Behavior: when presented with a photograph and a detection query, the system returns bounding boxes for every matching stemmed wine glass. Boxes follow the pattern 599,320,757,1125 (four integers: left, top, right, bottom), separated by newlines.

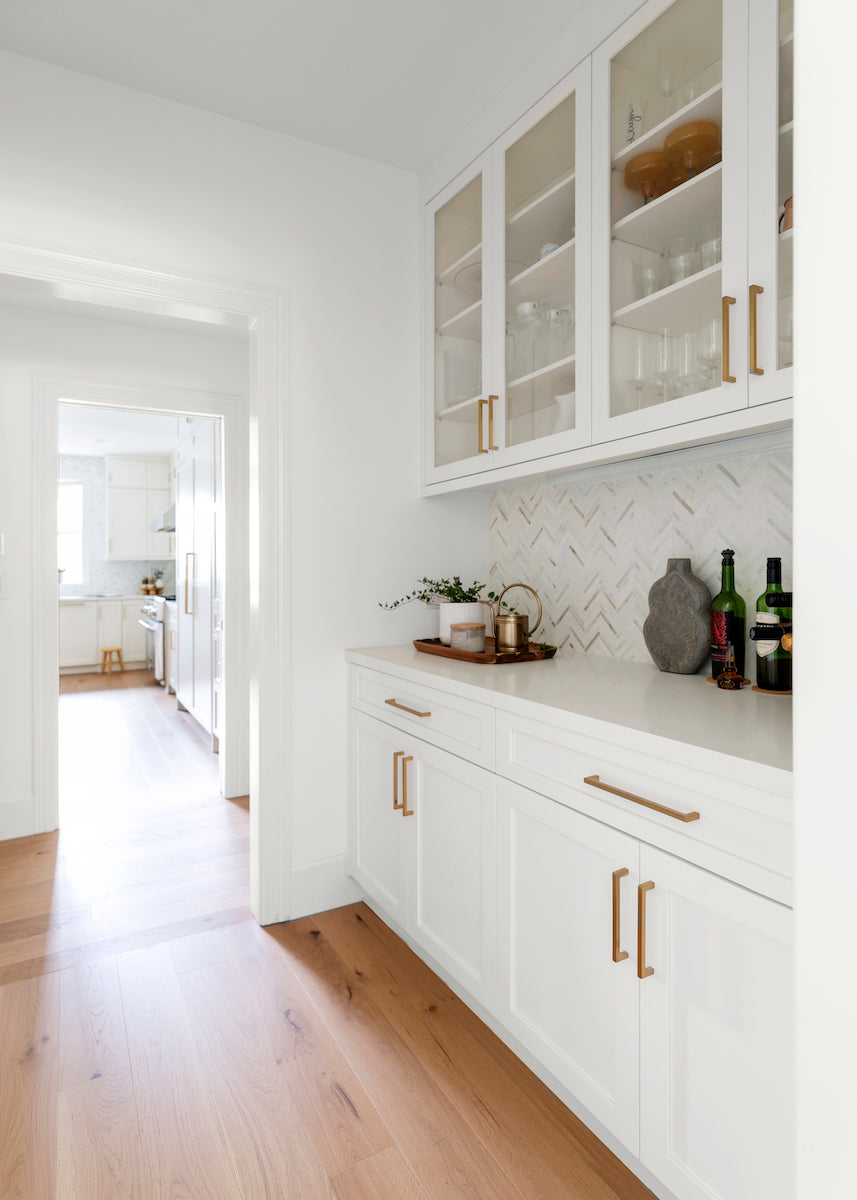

655,328,680,403
657,41,687,117
631,331,655,408
697,317,722,389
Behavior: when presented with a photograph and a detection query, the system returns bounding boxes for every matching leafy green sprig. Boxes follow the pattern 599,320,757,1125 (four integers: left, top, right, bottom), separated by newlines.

380,576,516,612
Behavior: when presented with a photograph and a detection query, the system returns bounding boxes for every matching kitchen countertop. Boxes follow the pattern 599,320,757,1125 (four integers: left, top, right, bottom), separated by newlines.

346,644,793,780
59,594,160,602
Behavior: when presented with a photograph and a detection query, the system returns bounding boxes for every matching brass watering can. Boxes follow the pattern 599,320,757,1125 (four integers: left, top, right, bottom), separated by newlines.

488,583,543,653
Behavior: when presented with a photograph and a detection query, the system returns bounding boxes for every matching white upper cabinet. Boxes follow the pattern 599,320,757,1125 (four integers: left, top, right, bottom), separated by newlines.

105,455,172,560
422,0,793,489
424,63,591,486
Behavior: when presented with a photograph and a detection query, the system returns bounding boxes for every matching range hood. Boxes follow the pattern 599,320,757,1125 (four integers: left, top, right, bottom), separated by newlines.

150,504,176,533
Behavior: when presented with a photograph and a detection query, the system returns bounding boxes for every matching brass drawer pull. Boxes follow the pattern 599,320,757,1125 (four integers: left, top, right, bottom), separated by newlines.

478,397,488,453
385,698,431,718
393,750,405,810
637,881,655,980
584,775,700,823
488,394,499,451
612,868,629,963
402,756,414,817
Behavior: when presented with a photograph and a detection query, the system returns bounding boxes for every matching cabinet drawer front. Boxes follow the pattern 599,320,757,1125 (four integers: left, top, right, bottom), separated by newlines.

352,667,494,769
497,711,791,894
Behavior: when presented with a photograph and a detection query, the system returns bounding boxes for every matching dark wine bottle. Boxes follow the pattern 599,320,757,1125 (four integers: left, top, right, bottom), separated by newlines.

710,549,746,679
754,558,792,692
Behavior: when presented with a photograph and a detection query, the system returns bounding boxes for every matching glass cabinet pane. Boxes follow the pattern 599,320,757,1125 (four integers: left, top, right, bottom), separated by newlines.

609,0,723,419
777,0,793,370
505,93,576,449
433,174,483,469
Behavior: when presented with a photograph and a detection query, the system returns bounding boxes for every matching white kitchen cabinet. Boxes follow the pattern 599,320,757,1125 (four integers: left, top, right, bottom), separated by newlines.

350,708,496,1006
96,600,122,652
639,845,793,1200
121,598,148,664
425,61,591,486
176,422,215,734
105,455,173,560
347,649,793,1200
497,778,640,1151
58,602,98,667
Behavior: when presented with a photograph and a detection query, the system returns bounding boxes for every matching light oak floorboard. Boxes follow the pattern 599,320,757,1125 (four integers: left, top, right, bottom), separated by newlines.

57,1072,146,1200
331,1146,431,1200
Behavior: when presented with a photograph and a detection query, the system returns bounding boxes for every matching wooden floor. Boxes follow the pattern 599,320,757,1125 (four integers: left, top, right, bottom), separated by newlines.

0,678,655,1200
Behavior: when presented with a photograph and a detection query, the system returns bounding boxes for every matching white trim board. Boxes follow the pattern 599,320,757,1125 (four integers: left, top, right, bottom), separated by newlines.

2,239,291,927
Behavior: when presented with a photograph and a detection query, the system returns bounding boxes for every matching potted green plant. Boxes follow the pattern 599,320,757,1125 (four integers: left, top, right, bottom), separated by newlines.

381,576,514,646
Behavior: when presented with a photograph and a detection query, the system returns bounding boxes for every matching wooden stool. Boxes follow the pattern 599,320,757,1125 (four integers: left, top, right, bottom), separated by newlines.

100,647,124,674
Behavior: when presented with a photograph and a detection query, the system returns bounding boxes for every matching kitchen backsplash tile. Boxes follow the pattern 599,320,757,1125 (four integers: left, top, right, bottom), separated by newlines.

489,441,792,663
58,455,175,597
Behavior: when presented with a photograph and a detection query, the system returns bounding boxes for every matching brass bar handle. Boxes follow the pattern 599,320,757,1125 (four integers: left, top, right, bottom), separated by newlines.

393,750,405,810
637,881,655,980
612,868,629,963
401,756,414,817
584,775,700,823
478,398,488,453
488,394,499,451
385,698,431,718
184,552,196,615
749,284,764,375
722,295,736,383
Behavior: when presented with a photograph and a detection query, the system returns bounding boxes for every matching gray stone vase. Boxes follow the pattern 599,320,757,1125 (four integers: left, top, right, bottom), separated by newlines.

643,558,712,674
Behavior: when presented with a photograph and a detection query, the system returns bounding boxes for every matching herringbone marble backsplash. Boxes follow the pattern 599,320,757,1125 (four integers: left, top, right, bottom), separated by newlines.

489,441,793,663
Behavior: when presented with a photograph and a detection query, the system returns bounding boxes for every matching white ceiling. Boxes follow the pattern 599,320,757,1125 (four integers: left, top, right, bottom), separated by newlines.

58,404,184,458
0,0,593,171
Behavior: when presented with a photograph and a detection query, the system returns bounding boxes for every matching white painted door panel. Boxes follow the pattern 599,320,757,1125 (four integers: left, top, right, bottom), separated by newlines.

191,424,214,733
498,778,641,1151
350,712,408,925
410,741,495,1004
176,453,195,711
639,844,793,1200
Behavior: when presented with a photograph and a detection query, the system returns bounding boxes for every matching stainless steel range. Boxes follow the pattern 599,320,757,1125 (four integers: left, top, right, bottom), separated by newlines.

139,597,166,684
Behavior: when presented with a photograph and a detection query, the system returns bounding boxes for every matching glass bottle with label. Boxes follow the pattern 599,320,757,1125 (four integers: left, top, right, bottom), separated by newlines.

710,549,746,679
754,557,792,692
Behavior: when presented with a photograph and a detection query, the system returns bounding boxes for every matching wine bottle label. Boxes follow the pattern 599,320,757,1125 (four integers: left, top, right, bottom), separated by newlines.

754,612,779,657
710,611,743,670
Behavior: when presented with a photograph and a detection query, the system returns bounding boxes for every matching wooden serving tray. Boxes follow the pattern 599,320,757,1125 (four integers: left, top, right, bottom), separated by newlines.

414,637,557,665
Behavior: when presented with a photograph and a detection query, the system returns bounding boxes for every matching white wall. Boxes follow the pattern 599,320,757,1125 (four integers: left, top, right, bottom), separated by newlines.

0,53,488,898
0,304,248,839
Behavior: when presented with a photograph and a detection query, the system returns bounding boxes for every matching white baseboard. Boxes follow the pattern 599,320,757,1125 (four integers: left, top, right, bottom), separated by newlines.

0,795,47,841
285,854,363,921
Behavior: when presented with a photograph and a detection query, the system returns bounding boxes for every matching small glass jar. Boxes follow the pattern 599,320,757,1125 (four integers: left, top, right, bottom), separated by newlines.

450,622,486,654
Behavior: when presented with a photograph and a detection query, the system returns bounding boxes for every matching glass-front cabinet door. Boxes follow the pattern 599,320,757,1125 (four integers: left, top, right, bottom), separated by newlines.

592,0,750,443
425,155,492,482
747,0,794,406
490,65,591,466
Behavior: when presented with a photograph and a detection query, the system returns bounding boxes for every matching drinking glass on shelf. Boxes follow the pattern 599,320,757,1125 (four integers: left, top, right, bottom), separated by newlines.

697,316,722,389
506,321,517,383
655,328,681,403
699,220,722,268
631,331,656,408
676,329,702,396
633,258,664,300
547,308,575,364
510,301,546,379
779,298,794,368
657,42,687,117
666,235,701,285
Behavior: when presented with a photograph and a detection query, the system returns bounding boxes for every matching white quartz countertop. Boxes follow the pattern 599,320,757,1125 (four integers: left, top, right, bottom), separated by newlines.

346,644,792,777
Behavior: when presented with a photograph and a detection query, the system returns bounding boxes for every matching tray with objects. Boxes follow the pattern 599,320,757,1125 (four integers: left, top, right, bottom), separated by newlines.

414,637,557,665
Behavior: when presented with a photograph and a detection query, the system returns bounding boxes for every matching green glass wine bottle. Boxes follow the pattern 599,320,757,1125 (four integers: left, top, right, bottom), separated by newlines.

754,557,792,692
710,549,746,679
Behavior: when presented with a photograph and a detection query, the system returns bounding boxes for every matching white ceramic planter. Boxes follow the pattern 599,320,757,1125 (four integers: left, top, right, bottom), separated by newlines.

437,601,492,646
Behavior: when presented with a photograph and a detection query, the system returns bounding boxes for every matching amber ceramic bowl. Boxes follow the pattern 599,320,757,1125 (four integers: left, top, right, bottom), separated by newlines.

664,121,721,181
624,150,672,203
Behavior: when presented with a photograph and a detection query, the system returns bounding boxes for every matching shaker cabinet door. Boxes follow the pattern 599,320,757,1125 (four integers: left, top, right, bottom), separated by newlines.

349,712,410,926
638,844,793,1200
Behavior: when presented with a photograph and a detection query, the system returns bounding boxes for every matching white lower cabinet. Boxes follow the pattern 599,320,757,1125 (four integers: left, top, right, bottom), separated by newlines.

497,778,640,1151
348,658,793,1200
58,602,98,667
121,599,148,663
639,846,793,1200
96,601,122,652
350,710,496,1005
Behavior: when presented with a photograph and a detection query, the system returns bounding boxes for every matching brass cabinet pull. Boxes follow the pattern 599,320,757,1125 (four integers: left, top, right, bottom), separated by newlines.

721,295,737,383
401,756,414,817
393,750,405,810
584,774,700,823
184,552,196,615
612,868,629,963
488,394,499,451
749,284,764,375
478,398,488,453
637,881,655,979
385,698,431,718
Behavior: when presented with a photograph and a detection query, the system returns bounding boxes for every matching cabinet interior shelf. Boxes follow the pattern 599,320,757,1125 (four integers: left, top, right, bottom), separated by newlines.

778,122,793,205
508,354,575,391
612,82,723,170
507,170,576,265
438,241,482,288
613,263,721,334
780,31,794,94
438,297,482,340
613,164,721,252
437,394,481,423
508,239,575,311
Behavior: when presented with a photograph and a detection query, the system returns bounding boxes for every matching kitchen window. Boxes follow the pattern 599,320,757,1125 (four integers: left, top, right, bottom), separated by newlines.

57,479,84,585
